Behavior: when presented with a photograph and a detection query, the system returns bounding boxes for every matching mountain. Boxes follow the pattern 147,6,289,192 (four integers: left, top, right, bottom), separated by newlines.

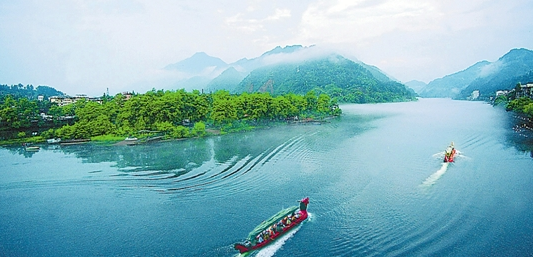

260,45,307,56
0,84,65,99
404,80,426,94
230,45,316,73
358,63,396,83
419,61,491,98
204,45,398,94
205,67,246,92
161,52,229,91
458,48,533,99
162,45,415,103
233,54,416,103
418,48,533,99
164,52,227,74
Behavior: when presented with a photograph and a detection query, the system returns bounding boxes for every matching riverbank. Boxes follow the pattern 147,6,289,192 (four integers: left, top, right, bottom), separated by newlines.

0,117,332,148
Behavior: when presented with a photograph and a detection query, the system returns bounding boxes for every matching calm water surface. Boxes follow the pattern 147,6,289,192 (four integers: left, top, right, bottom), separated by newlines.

1,98,532,256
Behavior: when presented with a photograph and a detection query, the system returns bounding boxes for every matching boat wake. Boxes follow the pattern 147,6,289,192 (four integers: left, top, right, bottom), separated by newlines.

254,224,302,257
421,162,449,187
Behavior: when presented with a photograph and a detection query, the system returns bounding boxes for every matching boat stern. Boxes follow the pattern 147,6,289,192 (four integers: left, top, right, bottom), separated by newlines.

234,243,250,253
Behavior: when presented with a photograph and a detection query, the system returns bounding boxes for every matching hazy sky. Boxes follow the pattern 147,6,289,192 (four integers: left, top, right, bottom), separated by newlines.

1,0,532,96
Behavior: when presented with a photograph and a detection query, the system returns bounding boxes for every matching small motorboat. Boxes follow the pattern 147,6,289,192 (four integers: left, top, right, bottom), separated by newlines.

444,142,456,162
47,138,61,144
234,197,309,254
23,143,40,151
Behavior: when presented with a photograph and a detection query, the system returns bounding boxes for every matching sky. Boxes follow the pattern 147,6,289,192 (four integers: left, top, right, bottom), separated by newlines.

1,0,532,96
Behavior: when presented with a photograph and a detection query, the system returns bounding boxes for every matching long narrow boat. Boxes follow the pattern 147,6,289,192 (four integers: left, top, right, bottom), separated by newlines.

444,142,456,162
234,197,309,254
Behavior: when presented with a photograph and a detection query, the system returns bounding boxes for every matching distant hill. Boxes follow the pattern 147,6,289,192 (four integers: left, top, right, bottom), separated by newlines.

162,52,230,91
164,52,227,74
205,67,246,92
0,84,65,100
404,80,426,94
259,45,307,56
419,61,490,98
233,54,416,103
418,48,533,99
458,48,533,99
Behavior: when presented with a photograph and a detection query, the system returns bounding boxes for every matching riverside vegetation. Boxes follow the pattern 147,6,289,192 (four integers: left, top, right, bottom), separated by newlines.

0,88,341,144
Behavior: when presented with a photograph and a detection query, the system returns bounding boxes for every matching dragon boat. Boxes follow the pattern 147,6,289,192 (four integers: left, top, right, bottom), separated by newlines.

234,197,309,254
444,142,456,163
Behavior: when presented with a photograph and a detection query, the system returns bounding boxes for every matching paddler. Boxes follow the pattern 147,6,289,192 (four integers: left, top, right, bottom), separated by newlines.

445,142,454,156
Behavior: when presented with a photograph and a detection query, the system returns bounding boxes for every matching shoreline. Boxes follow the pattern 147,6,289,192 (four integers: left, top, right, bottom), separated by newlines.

0,117,333,148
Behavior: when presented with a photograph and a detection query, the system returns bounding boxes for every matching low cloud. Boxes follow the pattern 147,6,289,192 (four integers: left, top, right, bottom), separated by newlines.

478,61,503,78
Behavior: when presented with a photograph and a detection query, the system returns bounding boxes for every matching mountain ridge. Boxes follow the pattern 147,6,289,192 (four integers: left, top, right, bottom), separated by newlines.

163,45,405,98
419,48,533,99
233,53,416,103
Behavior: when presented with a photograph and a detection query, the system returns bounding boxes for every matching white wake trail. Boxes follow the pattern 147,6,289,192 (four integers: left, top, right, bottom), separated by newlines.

254,224,302,257
421,162,449,187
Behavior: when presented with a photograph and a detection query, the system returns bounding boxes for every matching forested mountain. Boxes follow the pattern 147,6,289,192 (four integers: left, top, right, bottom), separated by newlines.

162,45,410,103
419,61,490,98
0,84,65,100
419,48,533,99
233,54,416,103
458,48,533,99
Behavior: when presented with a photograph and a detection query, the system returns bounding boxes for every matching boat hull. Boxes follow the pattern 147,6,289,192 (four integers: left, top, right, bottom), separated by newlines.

444,149,456,162
234,197,309,254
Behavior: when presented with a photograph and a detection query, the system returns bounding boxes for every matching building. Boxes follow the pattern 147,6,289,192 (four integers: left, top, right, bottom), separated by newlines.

495,90,508,96
516,83,533,98
49,94,103,106
469,90,480,100
502,83,533,100
123,92,134,100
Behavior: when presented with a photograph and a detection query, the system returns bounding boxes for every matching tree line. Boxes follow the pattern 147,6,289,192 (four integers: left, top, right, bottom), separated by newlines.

1,89,341,141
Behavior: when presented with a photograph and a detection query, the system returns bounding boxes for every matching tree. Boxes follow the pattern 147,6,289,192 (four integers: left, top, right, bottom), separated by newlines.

316,94,331,115
192,121,206,137
305,90,318,112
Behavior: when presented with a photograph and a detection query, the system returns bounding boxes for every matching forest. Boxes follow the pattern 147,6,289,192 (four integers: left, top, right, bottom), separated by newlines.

0,88,341,141
234,56,417,103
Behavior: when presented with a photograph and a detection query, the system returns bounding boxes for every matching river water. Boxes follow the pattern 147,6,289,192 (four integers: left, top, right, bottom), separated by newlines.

1,98,532,256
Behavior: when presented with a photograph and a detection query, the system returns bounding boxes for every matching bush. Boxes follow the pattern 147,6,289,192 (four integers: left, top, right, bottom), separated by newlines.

192,121,206,137
171,126,189,138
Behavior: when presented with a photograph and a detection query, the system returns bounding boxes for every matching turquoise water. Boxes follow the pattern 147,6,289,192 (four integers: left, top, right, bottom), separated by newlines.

1,99,532,256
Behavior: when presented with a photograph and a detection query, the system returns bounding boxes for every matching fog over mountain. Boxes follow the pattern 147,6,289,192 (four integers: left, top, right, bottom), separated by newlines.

163,45,400,93
419,48,533,99
158,45,416,103
458,48,533,99
419,61,491,98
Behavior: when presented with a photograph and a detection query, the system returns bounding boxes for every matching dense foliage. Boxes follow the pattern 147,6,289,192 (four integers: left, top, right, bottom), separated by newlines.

1,89,341,141
234,55,417,103
506,97,533,117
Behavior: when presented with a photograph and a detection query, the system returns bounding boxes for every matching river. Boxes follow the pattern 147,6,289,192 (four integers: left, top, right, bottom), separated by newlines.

1,98,532,256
